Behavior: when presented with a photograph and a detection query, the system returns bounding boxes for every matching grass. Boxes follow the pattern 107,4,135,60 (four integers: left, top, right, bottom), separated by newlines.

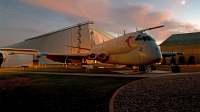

0,73,144,112
0,65,127,74
1,64,199,111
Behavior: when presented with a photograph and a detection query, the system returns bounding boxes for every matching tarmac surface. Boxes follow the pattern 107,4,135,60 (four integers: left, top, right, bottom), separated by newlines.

22,70,200,78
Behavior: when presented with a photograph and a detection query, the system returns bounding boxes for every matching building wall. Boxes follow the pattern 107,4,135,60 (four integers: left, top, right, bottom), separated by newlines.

2,23,114,67
160,43,200,64
0,51,33,67
7,24,91,54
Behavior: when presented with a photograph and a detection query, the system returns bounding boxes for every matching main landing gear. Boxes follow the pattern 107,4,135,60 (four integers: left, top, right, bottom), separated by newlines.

132,65,156,73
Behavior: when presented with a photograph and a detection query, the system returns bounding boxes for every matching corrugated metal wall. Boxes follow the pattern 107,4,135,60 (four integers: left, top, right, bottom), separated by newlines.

1,22,115,67
160,43,200,64
1,51,33,67
6,24,91,54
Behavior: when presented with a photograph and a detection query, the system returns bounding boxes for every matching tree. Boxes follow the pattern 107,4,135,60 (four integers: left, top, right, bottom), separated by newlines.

188,56,195,64
178,56,186,64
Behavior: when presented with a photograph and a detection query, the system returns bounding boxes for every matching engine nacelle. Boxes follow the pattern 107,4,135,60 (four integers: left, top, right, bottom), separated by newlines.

98,53,108,60
87,53,98,60
87,51,109,61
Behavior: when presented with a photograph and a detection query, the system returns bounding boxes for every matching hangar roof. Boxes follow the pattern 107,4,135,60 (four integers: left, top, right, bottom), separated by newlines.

89,24,114,39
25,21,94,41
160,32,200,46
4,22,115,53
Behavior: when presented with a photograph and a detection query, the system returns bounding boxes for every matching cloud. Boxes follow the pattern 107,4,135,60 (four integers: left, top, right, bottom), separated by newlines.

19,0,200,44
106,3,173,33
20,0,111,23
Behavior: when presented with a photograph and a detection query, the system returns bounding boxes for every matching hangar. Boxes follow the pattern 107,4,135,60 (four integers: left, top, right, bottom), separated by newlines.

160,32,200,64
1,21,114,67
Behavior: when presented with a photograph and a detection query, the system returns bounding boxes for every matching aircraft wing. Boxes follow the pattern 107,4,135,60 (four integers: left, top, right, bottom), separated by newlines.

0,47,46,57
162,52,183,57
46,53,89,63
0,47,39,52
0,47,89,63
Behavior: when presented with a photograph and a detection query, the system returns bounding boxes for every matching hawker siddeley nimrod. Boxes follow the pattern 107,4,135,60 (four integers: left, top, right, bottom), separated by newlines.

0,25,183,70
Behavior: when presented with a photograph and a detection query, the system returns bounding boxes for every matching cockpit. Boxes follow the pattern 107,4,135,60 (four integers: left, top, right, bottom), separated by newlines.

135,35,155,41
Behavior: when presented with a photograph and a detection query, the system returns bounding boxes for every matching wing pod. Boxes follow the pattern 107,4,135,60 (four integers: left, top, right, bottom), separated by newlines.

7,52,14,55
34,52,47,57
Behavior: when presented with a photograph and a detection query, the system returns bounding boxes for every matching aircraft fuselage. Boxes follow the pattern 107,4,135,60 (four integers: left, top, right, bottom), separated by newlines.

90,32,162,65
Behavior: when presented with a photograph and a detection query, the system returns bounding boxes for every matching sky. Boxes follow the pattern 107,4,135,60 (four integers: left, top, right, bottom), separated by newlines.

0,0,200,47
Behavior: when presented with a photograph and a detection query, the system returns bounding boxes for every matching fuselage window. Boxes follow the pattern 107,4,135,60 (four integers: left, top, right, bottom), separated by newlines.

142,36,146,41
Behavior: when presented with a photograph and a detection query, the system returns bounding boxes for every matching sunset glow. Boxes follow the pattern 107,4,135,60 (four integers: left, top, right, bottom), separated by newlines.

0,0,200,46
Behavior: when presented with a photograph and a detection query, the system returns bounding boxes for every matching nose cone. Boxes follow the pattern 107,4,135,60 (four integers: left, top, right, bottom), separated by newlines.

140,42,162,65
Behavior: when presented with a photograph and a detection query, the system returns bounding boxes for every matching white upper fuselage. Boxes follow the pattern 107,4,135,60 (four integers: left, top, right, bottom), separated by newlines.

90,32,162,65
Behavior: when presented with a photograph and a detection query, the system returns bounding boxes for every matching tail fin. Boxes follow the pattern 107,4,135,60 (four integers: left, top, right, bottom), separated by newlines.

90,38,97,48
90,31,96,48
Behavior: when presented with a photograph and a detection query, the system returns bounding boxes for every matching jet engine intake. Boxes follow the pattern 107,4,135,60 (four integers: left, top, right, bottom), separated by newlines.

98,53,108,60
87,51,109,61
87,53,98,60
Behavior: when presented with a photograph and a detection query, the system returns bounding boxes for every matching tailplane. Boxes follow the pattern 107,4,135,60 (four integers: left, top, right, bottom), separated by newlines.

65,45,90,51
137,25,164,33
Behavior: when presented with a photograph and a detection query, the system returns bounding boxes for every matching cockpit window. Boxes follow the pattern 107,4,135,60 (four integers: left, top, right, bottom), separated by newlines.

135,35,155,41
142,36,146,41
135,38,139,41
150,36,155,41
149,36,155,41
146,36,150,41
149,36,153,41
135,35,142,41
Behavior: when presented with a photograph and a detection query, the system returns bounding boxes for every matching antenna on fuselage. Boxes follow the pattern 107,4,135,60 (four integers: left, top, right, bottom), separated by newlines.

137,25,164,33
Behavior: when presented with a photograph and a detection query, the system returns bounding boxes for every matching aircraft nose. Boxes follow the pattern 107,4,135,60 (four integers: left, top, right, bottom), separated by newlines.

139,44,162,64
